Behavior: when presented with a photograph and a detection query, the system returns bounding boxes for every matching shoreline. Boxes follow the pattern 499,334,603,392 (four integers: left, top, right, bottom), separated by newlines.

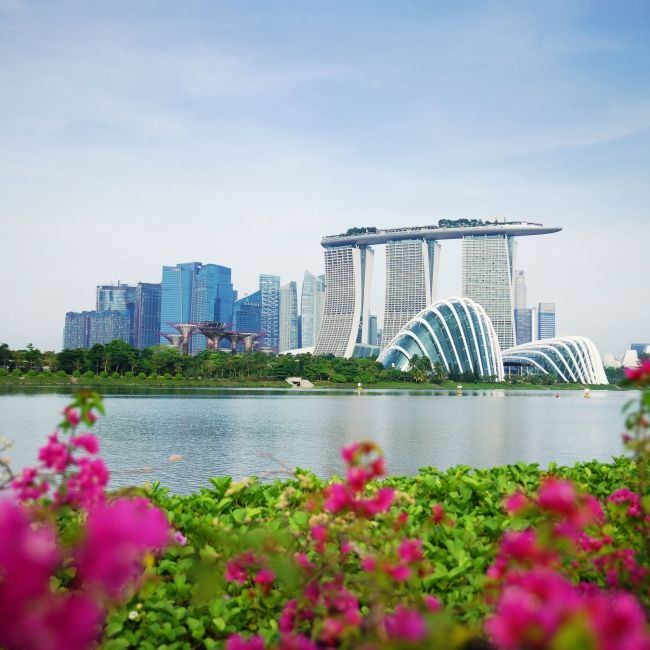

0,375,625,392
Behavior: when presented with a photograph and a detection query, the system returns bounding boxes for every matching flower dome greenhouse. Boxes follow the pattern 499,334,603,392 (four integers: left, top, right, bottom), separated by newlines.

377,297,504,380
502,337,608,385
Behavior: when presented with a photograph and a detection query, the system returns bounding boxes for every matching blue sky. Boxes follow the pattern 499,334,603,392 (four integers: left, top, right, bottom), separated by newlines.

1,0,648,354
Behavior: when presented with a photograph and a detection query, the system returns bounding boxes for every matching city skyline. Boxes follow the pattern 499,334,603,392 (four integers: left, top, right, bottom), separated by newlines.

1,2,648,354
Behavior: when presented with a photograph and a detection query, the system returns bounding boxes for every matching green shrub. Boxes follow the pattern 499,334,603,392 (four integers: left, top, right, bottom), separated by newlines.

0,368,8,377
162,372,173,380
99,371,109,379
174,373,185,380
332,373,347,383
84,371,95,378
147,373,157,381
137,372,147,380
11,368,22,377
72,370,82,377
111,371,120,379
26,369,38,377
56,370,67,377
124,371,134,379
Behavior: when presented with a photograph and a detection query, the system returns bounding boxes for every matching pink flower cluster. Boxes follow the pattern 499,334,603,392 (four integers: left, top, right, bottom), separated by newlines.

225,551,276,594
625,359,650,383
322,442,395,517
0,496,169,650
488,477,650,648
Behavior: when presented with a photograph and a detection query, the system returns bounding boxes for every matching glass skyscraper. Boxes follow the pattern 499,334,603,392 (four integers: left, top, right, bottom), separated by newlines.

234,291,262,333
259,274,280,353
63,311,91,349
96,283,137,345
537,302,556,340
279,281,298,352
134,283,161,349
87,310,131,346
300,271,326,348
191,264,235,353
160,262,202,344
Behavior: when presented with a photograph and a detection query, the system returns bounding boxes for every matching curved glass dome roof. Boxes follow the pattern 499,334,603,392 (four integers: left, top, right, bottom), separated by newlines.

502,337,608,385
377,297,504,380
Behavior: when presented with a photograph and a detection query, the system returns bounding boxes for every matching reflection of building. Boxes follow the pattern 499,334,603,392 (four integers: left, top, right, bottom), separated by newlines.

502,337,607,385
378,296,504,380
279,281,298,352
537,302,556,340
260,274,280,352
134,283,161,349
462,236,516,351
300,271,326,348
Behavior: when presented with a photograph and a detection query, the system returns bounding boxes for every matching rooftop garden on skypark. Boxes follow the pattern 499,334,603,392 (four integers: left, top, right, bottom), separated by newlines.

325,219,545,239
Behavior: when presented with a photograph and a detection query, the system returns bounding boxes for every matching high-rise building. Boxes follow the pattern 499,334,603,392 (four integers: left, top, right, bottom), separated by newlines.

191,264,235,353
279,281,299,352
514,270,527,310
514,308,533,346
314,246,374,358
537,303,556,340
88,310,131,346
382,239,440,347
96,283,137,345
134,283,161,349
160,262,202,345
259,274,281,352
462,235,516,350
300,271,326,348
368,315,378,347
63,311,91,349
234,291,262,333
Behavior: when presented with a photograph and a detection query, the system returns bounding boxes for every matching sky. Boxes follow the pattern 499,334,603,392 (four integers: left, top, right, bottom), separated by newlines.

0,0,648,356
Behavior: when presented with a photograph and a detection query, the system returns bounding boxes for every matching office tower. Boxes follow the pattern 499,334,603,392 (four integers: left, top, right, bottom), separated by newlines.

537,302,556,340
514,308,533,346
88,310,131,346
134,283,161,349
234,291,262,333
160,262,202,345
368,315,378,347
514,270,527,309
259,274,281,352
279,281,299,352
314,246,374,358
300,271,326,348
96,283,137,345
191,264,235,353
63,311,91,349
382,239,440,347
462,235,516,350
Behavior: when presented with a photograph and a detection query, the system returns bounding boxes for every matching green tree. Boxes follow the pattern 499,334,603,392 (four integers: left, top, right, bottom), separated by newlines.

408,355,432,383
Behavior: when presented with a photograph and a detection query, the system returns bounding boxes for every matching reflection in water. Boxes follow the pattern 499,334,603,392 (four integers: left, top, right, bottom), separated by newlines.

0,388,631,494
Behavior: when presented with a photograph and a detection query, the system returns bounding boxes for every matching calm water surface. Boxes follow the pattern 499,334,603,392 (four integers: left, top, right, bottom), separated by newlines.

0,388,632,494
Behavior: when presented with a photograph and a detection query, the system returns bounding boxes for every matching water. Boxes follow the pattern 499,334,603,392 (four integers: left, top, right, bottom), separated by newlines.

0,387,633,494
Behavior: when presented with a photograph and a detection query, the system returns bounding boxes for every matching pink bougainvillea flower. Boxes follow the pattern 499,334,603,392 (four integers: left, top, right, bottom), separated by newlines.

174,531,187,546
12,467,49,501
346,466,372,492
225,634,266,650
323,483,352,513
70,433,100,455
341,442,361,465
537,477,577,517
424,594,442,612
503,490,529,515
254,568,275,589
431,502,445,523
361,556,376,572
384,606,427,642
63,457,109,508
607,488,642,517
75,497,169,599
624,359,650,382
357,487,395,517
63,406,81,427
38,433,72,472
385,563,412,581
397,538,423,564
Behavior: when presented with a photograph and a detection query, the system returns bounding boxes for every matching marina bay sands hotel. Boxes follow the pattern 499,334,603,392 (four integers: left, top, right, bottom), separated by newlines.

313,220,562,358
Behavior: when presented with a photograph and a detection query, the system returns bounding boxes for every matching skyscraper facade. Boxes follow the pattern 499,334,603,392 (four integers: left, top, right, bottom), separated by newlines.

300,271,326,348
96,283,137,345
314,246,374,358
134,283,161,349
191,264,235,353
87,310,131,346
368,315,378,347
234,291,261,333
259,274,281,352
382,239,440,347
63,311,91,349
160,262,202,345
462,235,516,351
514,308,533,346
279,281,298,352
514,270,527,310
537,302,556,340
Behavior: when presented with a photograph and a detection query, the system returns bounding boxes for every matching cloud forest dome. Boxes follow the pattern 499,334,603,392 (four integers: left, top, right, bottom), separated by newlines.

377,297,504,381
502,337,608,385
